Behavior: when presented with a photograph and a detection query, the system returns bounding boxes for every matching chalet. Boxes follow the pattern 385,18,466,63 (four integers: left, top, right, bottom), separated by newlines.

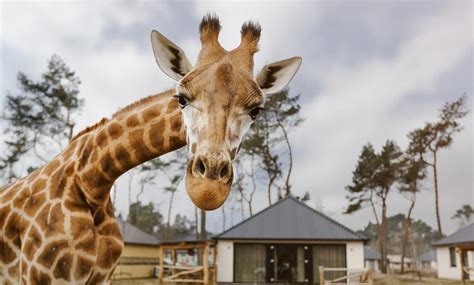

364,246,381,272
213,196,368,284
418,249,437,271
432,223,474,281
112,219,160,280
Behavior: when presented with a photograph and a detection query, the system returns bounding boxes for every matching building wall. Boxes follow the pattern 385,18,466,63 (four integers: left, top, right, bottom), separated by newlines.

121,243,160,258
216,240,365,283
346,241,365,269
112,243,160,280
436,246,461,280
217,240,234,282
365,259,380,272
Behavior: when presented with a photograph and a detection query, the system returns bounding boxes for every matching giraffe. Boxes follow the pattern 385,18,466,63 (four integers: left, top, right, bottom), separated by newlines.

0,15,302,284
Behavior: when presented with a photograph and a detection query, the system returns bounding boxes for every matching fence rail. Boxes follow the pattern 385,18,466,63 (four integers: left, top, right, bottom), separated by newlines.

319,266,374,285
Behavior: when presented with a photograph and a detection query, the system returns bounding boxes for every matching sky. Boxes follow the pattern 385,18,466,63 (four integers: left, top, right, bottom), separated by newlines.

0,1,472,236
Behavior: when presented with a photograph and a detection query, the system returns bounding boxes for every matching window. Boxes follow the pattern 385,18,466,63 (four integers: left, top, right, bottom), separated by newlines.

449,247,457,267
234,244,266,282
313,245,347,284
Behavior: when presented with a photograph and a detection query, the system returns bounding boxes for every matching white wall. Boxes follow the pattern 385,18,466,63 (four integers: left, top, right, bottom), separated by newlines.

346,241,365,269
436,247,462,280
216,240,233,282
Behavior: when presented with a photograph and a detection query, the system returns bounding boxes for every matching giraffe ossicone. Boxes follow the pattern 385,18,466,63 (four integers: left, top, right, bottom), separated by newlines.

0,14,301,284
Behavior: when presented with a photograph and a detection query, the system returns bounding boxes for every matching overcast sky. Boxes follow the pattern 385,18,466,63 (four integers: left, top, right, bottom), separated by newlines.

1,1,472,236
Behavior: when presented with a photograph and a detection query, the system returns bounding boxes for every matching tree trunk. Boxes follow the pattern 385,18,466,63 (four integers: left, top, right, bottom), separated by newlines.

221,206,226,232
432,152,443,237
379,194,388,273
401,194,416,274
276,118,293,196
194,206,199,239
200,210,206,240
166,190,176,241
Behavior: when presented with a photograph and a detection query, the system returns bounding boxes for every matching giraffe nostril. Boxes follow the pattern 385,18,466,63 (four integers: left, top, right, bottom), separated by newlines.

197,158,206,176
219,163,229,180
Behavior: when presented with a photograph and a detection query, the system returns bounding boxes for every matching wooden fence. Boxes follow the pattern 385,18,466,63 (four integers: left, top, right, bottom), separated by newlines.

319,266,374,285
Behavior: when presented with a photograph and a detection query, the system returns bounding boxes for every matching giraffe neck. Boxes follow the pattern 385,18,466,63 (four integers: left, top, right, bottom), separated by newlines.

75,89,186,206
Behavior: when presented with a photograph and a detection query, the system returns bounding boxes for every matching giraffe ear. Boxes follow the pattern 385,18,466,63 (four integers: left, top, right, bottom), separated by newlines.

256,57,302,95
151,30,193,81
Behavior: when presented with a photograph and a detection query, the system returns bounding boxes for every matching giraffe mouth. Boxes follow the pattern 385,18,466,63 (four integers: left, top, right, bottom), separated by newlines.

185,158,233,210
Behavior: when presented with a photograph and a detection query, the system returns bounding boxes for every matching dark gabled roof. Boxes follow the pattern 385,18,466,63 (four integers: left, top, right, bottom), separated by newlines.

215,196,367,241
364,246,382,260
418,249,436,262
432,223,474,247
160,233,214,245
117,219,160,246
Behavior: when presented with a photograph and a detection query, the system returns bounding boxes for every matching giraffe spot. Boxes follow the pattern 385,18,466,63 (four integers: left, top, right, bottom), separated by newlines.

31,178,47,193
75,231,97,254
97,223,123,240
12,191,29,209
191,143,197,154
23,226,43,260
49,169,61,199
82,168,112,194
108,122,123,140
37,240,69,268
93,208,107,225
1,183,20,202
129,129,155,162
89,150,99,164
168,96,179,109
126,114,140,127
30,266,51,285
21,259,29,277
53,253,73,281
44,204,65,237
64,187,90,213
87,272,107,284
96,237,123,269
95,129,108,148
114,144,133,170
0,204,11,228
71,216,94,239
169,135,186,150
36,203,52,230
78,138,94,169
43,159,60,176
8,263,18,276
0,241,16,264
75,256,95,280
100,151,121,178
27,169,41,184
142,104,163,122
23,192,46,217
62,139,79,159
149,120,166,150
4,212,21,239
170,116,183,132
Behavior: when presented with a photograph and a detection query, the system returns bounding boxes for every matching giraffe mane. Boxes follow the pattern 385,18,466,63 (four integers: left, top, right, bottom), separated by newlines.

70,117,109,142
111,94,161,118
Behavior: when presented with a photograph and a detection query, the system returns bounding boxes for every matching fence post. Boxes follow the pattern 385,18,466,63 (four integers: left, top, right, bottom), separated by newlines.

159,246,164,283
319,266,325,285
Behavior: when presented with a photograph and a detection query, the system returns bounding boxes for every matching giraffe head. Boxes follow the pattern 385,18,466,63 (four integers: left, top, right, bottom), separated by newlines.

151,15,302,210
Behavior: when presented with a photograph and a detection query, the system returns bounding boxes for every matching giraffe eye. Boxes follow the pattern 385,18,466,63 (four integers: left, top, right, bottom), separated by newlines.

249,107,263,120
174,94,188,108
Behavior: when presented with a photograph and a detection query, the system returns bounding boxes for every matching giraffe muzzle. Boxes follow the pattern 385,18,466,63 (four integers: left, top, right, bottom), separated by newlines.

185,155,233,210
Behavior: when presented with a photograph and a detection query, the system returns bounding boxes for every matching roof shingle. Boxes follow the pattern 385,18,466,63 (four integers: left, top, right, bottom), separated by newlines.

215,196,367,241
432,223,474,247
117,219,160,246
